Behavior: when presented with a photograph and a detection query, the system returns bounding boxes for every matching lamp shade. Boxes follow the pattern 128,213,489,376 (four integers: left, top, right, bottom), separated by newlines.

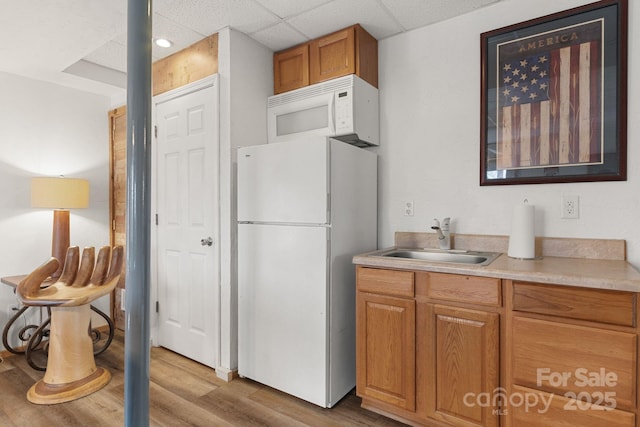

31,177,90,209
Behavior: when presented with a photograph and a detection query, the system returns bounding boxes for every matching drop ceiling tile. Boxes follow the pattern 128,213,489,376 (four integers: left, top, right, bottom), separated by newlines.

153,0,179,13
0,0,126,72
152,0,229,35
286,0,403,41
151,14,209,56
253,0,333,19
112,13,206,42
91,13,208,73
380,0,501,30
250,22,310,51
154,0,280,36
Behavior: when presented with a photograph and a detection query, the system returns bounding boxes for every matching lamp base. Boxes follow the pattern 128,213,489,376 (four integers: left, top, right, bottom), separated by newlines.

51,209,70,279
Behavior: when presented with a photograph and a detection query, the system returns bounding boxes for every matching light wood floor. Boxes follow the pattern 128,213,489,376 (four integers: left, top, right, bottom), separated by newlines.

0,331,406,426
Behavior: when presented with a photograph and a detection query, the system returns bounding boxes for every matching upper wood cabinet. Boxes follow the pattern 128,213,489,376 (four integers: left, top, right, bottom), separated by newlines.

310,24,378,86
273,24,378,94
273,44,309,95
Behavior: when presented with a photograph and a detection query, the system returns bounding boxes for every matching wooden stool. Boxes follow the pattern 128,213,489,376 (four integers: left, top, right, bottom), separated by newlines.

16,245,123,404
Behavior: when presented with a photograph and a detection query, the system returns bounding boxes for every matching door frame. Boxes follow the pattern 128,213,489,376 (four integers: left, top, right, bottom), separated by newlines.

150,75,221,359
108,105,127,330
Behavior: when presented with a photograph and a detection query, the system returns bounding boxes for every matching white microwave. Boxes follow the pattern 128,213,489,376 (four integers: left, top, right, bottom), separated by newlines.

267,74,379,146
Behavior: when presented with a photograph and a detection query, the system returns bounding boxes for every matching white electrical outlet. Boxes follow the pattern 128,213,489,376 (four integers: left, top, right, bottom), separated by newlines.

404,200,414,216
120,288,126,311
561,195,580,219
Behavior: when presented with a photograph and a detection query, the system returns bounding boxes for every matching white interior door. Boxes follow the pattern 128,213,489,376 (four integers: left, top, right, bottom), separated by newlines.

155,77,219,368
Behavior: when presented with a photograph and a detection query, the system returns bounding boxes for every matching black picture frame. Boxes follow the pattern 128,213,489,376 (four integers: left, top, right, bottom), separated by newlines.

480,0,627,185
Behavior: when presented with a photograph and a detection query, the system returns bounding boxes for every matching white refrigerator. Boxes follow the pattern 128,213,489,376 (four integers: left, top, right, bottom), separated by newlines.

237,137,377,408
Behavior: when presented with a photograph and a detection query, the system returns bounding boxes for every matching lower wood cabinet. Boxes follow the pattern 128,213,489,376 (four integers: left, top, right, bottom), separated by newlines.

356,267,640,427
508,281,638,426
356,291,416,411
426,304,499,427
356,267,501,426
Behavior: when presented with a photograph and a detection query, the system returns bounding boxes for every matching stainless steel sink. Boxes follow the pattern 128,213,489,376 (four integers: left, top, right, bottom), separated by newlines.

375,249,501,266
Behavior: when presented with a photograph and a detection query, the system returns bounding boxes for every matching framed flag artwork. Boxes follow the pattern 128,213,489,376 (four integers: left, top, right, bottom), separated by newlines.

480,0,627,185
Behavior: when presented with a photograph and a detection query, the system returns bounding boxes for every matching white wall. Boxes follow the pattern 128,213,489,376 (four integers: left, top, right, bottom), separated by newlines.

0,71,112,348
377,0,640,269
217,28,273,376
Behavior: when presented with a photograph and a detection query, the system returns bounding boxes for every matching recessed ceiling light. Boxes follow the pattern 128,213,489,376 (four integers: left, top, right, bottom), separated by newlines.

154,38,173,48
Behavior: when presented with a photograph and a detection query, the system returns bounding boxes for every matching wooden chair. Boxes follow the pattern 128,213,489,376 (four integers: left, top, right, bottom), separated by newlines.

16,245,123,404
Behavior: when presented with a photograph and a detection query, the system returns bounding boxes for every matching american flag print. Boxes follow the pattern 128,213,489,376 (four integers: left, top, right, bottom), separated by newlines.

496,20,604,170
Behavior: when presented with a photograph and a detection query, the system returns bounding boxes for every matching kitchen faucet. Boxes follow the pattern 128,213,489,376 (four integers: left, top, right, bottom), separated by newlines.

431,217,451,250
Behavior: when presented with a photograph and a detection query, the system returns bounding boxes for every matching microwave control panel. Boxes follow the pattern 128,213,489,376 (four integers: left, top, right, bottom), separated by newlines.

334,88,353,134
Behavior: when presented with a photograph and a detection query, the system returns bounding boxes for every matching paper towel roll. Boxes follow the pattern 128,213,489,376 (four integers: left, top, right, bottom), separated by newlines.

508,201,535,259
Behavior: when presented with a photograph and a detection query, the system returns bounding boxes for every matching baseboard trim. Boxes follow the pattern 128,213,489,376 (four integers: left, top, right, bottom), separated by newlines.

215,367,238,382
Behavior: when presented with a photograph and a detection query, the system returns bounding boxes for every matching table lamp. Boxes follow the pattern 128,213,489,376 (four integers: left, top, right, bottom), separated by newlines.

31,177,90,279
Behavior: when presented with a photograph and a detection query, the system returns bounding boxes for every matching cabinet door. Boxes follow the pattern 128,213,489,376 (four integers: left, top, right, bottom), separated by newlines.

426,304,499,427
310,27,355,85
357,292,416,411
273,43,309,94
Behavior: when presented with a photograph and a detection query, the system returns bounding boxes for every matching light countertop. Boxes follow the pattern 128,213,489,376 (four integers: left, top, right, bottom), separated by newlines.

353,233,640,292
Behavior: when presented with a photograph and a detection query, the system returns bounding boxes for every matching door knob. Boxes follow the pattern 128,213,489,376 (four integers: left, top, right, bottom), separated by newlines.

201,237,213,246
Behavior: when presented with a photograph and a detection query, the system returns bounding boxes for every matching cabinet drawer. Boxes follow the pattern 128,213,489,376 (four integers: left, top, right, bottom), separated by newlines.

512,316,636,411
424,272,501,306
357,267,414,298
513,281,635,326
510,385,635,427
